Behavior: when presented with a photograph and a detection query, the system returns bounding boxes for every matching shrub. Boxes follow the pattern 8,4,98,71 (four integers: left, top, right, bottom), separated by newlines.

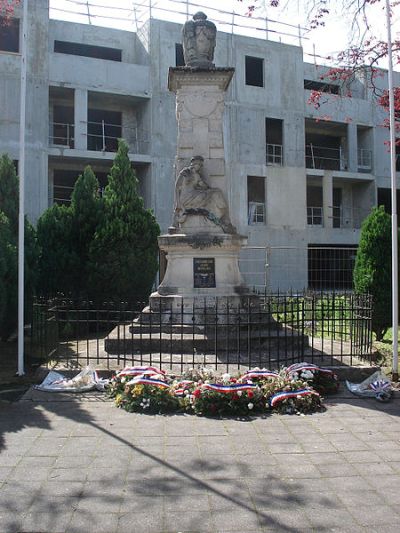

0,154,38,340
353,206,393,341
89,140,160,303
37,166,102,298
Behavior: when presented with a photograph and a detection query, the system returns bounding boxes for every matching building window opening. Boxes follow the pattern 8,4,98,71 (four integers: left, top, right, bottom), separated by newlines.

304,80,339,95
265,118,283,165
54,40,122,62
332,187,342,228
308,245,357,291
305,133,345,171
247,176,265,225
245,55,264,87
51,106,74,148
357,125,373,172
307,185,323,226
0,16,19,53
87,109,122,152
175,43,185,66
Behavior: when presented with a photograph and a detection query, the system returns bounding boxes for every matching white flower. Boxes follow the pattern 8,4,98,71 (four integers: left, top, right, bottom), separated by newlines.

121,377,126,383
222,373,231,383
301,370,314,380
184,389,190,396
237,390,243,397
247,402,254,410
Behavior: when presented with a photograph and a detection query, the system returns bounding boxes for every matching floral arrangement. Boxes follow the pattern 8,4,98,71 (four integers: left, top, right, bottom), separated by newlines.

171,372,265,417
108,367,179,414
108,364,325,417
285,362,339,394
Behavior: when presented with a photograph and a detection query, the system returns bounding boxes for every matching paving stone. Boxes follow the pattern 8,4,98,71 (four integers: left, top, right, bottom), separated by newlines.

211,507,261,531
164,510,216,532
257,508,312,530
327,475,374,492
20,510,74,533
305,507,359,529
67,511,119,533
163,493,211,513
348,504,400,527
118,511,164,533
279,462,322,479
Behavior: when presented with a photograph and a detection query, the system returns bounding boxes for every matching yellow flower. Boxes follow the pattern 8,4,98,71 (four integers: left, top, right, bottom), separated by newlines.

132,384,144,396
115,394,123,406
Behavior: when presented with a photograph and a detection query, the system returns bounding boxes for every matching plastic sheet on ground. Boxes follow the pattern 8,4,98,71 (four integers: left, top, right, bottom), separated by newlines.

346,370,393,402
34,367,108,393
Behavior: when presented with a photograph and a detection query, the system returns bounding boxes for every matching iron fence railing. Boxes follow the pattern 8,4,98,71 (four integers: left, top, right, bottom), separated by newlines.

30,292,373,373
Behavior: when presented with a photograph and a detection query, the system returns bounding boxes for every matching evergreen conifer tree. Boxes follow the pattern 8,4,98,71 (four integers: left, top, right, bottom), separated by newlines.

353,206,394,341
37,166,102,298
89,140,160,302
0,154,38,340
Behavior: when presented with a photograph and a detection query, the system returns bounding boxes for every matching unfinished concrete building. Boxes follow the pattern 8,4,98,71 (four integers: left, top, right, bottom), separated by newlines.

0,0,395,291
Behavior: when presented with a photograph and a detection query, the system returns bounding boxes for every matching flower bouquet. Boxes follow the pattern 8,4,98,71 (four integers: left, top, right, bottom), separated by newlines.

286,362,339,394
261,375,322,415
173,372,265,417
109,366,180,413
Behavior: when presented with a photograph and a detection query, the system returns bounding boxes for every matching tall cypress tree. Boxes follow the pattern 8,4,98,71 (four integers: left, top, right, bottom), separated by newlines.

89,140,160,302
0,154,38,340
37,166,102,298
353,206,394,341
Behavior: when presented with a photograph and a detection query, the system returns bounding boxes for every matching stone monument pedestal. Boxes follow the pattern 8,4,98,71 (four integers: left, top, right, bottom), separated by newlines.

147,232,252,323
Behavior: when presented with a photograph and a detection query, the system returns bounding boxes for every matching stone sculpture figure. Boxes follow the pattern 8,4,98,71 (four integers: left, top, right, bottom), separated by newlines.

182,12,216,68
172,156,235,234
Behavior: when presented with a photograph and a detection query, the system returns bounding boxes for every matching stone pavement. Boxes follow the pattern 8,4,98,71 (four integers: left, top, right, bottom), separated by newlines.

0,388,399,533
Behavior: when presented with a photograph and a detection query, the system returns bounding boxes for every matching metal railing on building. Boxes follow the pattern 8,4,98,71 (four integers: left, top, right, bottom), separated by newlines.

49,122,75,148
306,144,347,171
49,120,150,154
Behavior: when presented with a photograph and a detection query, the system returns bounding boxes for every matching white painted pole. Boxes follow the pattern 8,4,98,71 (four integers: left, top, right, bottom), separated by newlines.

18,0,28,377
385,0,399,381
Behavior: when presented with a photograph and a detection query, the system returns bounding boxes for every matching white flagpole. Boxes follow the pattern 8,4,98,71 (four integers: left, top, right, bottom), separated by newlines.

18,0,28,376
385,0,399,381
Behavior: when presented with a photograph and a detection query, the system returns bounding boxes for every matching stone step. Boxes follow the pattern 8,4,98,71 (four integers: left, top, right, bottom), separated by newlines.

105,325,307,354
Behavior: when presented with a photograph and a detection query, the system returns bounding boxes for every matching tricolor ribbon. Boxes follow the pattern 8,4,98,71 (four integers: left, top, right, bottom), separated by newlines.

173,380,194,397
117,366,165,378
269,388,318,407
370,380,391,393
203,383,257,393
286,363,334,376
242,370,279,380
126,377,170,389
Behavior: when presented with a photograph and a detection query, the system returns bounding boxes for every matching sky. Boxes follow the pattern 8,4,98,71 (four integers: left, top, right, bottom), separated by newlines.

48,0,393,68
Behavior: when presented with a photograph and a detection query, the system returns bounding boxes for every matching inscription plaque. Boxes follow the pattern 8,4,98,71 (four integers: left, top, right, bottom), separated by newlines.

193,258,216,288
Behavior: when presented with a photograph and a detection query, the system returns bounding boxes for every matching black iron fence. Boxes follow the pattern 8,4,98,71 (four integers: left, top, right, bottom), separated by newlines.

30,292,373,373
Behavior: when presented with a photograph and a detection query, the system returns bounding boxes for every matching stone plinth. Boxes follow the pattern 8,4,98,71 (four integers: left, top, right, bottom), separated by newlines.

168,67,234,185
155,232,247,296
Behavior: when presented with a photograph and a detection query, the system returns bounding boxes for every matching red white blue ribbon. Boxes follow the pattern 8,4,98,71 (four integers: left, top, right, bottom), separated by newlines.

286,363,334,376
269,388,318,407
173,380,194,396
117,366,165,378
126,376,170,389
203,383,257,393
370,380,391,393
242,370,279,380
